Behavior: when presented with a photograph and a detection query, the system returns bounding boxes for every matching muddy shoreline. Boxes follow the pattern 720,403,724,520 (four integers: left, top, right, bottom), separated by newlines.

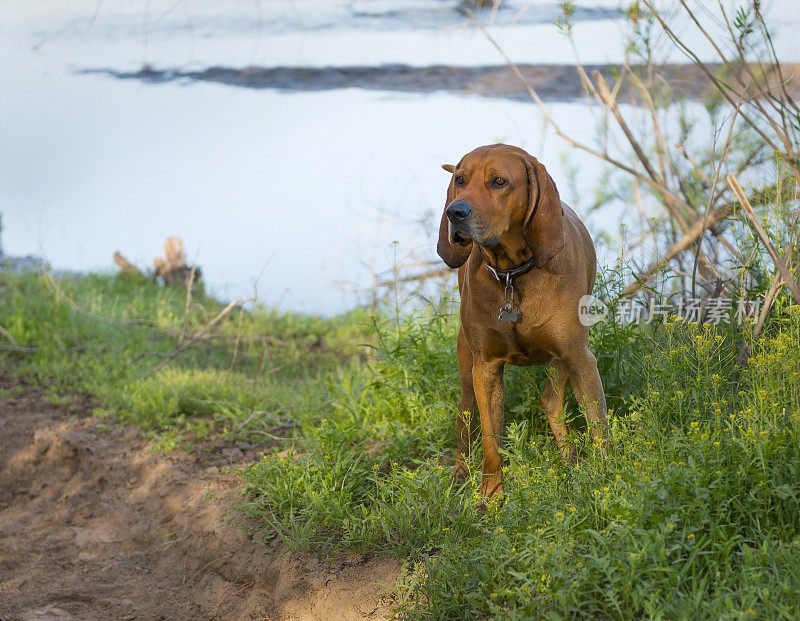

82,62,797,102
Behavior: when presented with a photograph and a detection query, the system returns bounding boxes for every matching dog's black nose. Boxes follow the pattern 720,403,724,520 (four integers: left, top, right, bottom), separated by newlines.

446,201,471,222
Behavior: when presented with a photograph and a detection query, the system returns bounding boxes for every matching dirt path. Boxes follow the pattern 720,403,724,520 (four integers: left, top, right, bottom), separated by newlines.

0,374,400,620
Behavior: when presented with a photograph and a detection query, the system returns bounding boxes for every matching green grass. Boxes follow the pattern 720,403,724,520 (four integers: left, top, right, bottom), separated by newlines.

2,268,799,619
239,287,800,619
0,270,371,447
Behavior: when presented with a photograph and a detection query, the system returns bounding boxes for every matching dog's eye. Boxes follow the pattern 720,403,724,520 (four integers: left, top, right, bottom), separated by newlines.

491,176,507,188
454,175,465,186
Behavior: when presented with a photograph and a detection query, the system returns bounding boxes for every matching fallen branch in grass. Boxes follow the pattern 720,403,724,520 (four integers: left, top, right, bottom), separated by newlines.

0,343,91,354
42,266,291,362
126,333,289,371
247,429,292,442
210,334,287,347
265,421,301,435
0,320,93,353
230,406,300,434
0,343,40,353
219,402,303,442
147,331,287,347
151,295,256,373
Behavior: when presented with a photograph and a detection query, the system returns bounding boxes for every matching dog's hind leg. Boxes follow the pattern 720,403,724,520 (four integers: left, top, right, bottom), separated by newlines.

541,359,576,462
454,329,479,481
565,348,610,451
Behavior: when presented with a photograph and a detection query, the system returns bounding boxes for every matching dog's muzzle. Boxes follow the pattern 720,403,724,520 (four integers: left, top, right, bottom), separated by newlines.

447,201,473,246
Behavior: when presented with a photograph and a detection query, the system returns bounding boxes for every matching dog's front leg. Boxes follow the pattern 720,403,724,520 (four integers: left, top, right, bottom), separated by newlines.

472,357,506,501
455,330,479,481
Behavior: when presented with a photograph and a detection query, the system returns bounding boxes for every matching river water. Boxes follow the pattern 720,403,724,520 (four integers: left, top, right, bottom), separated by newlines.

1,1,798,312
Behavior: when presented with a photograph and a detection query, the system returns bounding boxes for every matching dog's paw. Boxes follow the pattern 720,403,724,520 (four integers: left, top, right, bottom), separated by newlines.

478,478,505,508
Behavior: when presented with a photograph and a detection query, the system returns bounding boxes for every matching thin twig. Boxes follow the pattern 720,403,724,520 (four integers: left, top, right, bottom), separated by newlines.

0,343,89,353
379,265,450,287
643,0,799,180
735,248,791,370
0,343,39,353
690,98,744,297
247,430,291,441
592,69,714,277
622,201,736,296
152,296,255,373
0,325,19,347
178,266,196,345
229,305,246,372
727,174,800,304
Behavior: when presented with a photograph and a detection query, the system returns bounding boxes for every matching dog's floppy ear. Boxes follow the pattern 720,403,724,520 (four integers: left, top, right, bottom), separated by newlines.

523,156,564,268
437,166,472,269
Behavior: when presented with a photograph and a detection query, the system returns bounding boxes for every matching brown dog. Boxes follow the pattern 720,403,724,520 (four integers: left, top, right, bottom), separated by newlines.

437,144,609,501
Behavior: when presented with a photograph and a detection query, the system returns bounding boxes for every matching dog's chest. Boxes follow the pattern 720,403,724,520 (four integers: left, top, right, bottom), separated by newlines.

461,279,557,365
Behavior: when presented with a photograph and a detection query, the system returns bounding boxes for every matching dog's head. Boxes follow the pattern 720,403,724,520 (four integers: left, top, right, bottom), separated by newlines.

436,144,564,269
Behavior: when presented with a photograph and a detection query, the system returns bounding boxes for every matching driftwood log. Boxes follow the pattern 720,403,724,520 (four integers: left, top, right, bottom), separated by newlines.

153,237,201,286
113,252,139,276
114,237,202,286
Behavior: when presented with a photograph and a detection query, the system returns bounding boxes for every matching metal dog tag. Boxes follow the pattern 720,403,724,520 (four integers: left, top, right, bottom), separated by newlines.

498,279,519,323
498,305,518,323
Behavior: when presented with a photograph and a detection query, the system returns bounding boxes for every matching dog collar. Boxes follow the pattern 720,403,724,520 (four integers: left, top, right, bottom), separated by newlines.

480,251,537,324
481,251,538,286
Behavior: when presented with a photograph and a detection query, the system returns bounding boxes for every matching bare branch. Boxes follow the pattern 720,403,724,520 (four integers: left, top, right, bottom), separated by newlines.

690,98,744,296
622,201,736,295
152,296,256,373
735,248,792,370
727,174,800,304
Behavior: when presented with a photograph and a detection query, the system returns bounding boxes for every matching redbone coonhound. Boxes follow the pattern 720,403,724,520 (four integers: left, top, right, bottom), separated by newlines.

437,144,610,501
